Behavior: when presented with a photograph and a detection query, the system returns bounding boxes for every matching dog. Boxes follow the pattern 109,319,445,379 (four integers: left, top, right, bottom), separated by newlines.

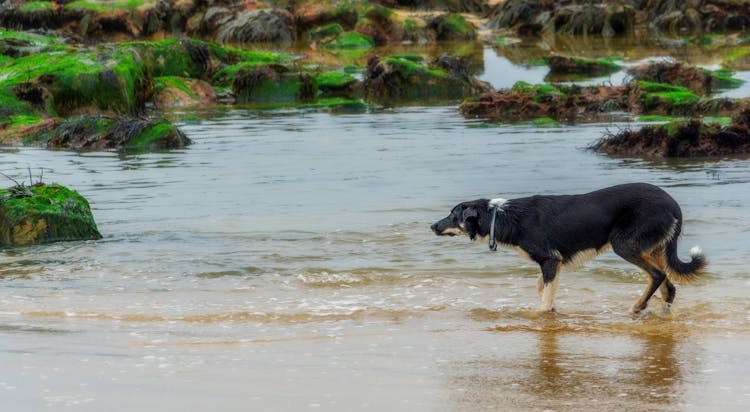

430,183,706,315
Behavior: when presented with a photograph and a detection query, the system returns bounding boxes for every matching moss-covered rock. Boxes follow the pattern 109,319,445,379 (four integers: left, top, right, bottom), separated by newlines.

0,1,62,30
0,29,65,57
363,54,490,104
62,0,161,37
322,32,375,49
231,65,318,104
153,76,217,110
316,71,361,99
30,115,190,151
308,23,344,41
628,61,743,95
0,45,149,116
630,81,700,114
546,55,622,79
295,2,359,32
425,13,476,41
460,82,629,122
0,183,101,247
591,109,750,158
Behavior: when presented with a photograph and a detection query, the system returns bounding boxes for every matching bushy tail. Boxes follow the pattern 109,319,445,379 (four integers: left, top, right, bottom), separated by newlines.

665,233,707,282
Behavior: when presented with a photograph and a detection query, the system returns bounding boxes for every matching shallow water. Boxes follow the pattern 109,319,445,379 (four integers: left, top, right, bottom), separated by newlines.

3,47,750,411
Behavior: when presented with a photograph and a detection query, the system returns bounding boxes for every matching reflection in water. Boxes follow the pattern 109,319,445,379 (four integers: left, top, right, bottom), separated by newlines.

447,319,694,411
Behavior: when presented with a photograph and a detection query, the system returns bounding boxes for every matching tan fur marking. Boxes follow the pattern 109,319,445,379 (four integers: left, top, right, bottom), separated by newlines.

560,243,611,272
539,262,561,312
631,272,654,315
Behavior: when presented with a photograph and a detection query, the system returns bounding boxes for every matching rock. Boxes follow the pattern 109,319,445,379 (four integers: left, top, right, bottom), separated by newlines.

627,81,700,114
153,76,217,109
486,0,634,37
545,3,635,37
373,0,485,13
354,5,399,45
210,8,297,43
231,65,317,104
316,71,361,99
546,55,622,78
363,55,491,104
627,62,743,95
460,81,628,122
591,110,750,157
426,13,477,41
0,183,101,247
1,45,149,116
39,115,190,151
0,1,63,30
321,32,374,49
295,3,358,31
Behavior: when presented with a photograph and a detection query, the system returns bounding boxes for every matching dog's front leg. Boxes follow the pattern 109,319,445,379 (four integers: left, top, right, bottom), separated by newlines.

538,258,561,312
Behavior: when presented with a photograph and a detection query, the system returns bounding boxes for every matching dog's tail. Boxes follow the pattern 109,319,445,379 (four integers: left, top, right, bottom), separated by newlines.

664,228,707,282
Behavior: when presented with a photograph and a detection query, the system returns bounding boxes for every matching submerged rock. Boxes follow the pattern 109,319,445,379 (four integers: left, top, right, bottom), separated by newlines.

0,183,101,247
37,115,190,151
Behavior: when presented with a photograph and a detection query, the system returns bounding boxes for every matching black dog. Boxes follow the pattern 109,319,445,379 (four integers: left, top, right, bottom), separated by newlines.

431,183,706,314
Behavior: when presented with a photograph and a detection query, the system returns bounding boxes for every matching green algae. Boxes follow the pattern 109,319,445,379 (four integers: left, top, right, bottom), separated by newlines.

529,117,561,127
125,122,174,148
440,13,474,37
323,32,375,49
701,116,732,126
64,0,152,12
512,81,565,102
638,115,681,122
0,183,101,247
389,53,423,63
310,23,344,40
385,56,447,79
154,76,194,97
710,68,744,89
0,47,146,115
6,114,42,127
316,71,357,89
18,2,56,13
638,81,699,111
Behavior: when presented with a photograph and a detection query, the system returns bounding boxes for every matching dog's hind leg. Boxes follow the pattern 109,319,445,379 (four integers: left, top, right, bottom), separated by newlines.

658,277,676,314
630,266,666,316
538,259,561,312
611,239,667,316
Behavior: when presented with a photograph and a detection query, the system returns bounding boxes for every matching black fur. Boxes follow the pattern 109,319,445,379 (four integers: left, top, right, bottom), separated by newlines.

431,183,707,313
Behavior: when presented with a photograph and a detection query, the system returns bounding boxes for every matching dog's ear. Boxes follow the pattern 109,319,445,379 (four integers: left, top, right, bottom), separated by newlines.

461,207,477,222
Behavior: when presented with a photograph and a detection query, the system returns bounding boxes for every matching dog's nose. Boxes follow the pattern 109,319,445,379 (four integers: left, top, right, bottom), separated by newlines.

430,223,438,233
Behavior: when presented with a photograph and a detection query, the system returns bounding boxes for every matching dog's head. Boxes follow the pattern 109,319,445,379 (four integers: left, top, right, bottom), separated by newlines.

430,200,488,241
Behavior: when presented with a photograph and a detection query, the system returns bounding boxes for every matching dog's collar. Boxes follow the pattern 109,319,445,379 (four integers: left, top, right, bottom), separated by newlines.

489,205,500,251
